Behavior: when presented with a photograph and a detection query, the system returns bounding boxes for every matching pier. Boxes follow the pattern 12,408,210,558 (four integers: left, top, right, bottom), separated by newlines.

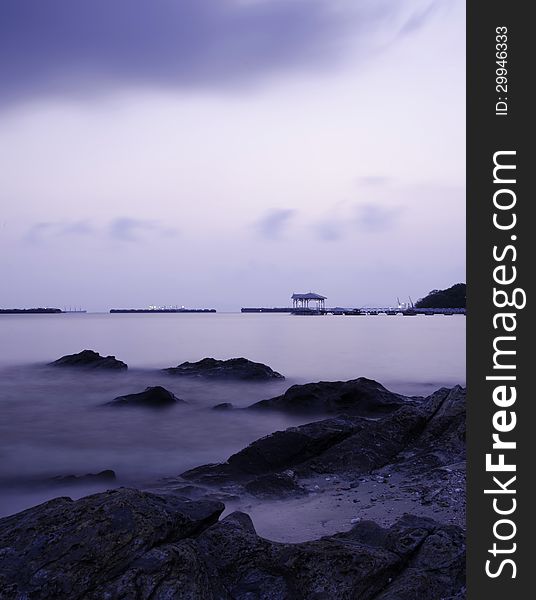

241,306,466,316
241,292,466,316
241,307,293,313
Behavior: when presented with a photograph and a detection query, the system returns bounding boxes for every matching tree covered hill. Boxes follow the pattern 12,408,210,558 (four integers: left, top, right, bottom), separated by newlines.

415,283,466,309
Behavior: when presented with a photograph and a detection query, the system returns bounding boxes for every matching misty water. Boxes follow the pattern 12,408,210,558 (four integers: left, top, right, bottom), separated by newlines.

0,312,465,517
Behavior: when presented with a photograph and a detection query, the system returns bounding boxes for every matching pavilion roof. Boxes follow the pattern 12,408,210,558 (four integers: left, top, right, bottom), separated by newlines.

291,292,327,300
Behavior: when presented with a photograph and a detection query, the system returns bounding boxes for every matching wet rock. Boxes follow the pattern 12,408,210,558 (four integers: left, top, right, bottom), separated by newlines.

0,490,464,600
195,512,465,600
410,386,466,469
368,516,466,600
300,404,429,475
212,402,234,410
49,470,116,485
50,350,127,371
248,377,408,415
181,415,365,485
164,357,284,380
181,402,431,485
182,384,466,527
244,473,307,498
106,386,184,408
0,488,224,600
147,482,240,504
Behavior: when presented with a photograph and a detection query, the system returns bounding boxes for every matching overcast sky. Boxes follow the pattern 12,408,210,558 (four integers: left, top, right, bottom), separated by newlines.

0,0,465,311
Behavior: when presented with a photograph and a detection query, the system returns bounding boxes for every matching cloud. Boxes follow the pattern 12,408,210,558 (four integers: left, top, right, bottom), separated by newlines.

256,209,296,240
23,217,177,244
0,0,350,105
108,217,156,242
23,220,100,244
398,0,446,36
355,203,403,232
309,197,404,242
0,0,443,106
23,222,56,244
58,220,94,236
107,217,179,242
314,219,344,242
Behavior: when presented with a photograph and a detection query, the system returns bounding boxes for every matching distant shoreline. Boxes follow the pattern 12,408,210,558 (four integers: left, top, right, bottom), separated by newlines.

109,308,217,314
0,308,62,314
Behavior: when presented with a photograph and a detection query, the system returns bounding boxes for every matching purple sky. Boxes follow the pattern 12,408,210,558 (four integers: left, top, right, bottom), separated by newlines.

0,0,465,311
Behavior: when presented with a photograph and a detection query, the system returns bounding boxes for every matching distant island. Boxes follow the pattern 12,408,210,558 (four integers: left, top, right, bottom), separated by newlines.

0,308,62,314
415,283,466,309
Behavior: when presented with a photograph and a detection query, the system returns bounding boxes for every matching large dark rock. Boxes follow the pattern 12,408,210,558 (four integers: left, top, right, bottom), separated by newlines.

106,386,184,408
181,406,427,486
50,350,127,371
249,377,408,415
412,385,466,467
300,404,429,475
194,512,465,600
182,385,466,497
164,357,284,380
181,416,366,485
0,489,465,600
244,472,307,499
0,488,224,600
365,515,466,599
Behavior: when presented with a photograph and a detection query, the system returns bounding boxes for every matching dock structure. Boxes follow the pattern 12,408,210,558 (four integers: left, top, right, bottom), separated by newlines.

344,308,465,316
241,305,465,316
241,292,465,316
241,307,293,313
291,292,327,313
242,292,328,315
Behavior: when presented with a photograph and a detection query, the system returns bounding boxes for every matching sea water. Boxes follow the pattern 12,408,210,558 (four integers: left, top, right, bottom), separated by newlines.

0,312,465,516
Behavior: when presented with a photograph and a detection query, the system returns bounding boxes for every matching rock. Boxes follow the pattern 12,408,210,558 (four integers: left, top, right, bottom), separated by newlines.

181,384,466,529
164,357,284,380
248,377,408,415
212,402,234,410
50,350,127,371
244,473,307,498
147,483,240,504
181,402,430,485
443,589,467,600
300,404,429,475
49,470,116,485
0,491,464,600
0,488,224,600
106,386,184,408
181,415,366,485
412,386,466,468
367,516,466,599
194,512,465,600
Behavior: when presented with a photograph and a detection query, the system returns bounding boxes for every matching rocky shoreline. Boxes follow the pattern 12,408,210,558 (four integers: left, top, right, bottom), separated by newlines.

0,352,466,599
160,383,466,534
0,488,465,600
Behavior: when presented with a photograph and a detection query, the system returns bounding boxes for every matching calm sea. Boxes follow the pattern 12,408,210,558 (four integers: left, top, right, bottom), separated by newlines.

0,312,465,516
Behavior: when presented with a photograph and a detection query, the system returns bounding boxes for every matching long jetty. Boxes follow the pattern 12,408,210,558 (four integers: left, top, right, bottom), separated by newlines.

241,307,466,316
